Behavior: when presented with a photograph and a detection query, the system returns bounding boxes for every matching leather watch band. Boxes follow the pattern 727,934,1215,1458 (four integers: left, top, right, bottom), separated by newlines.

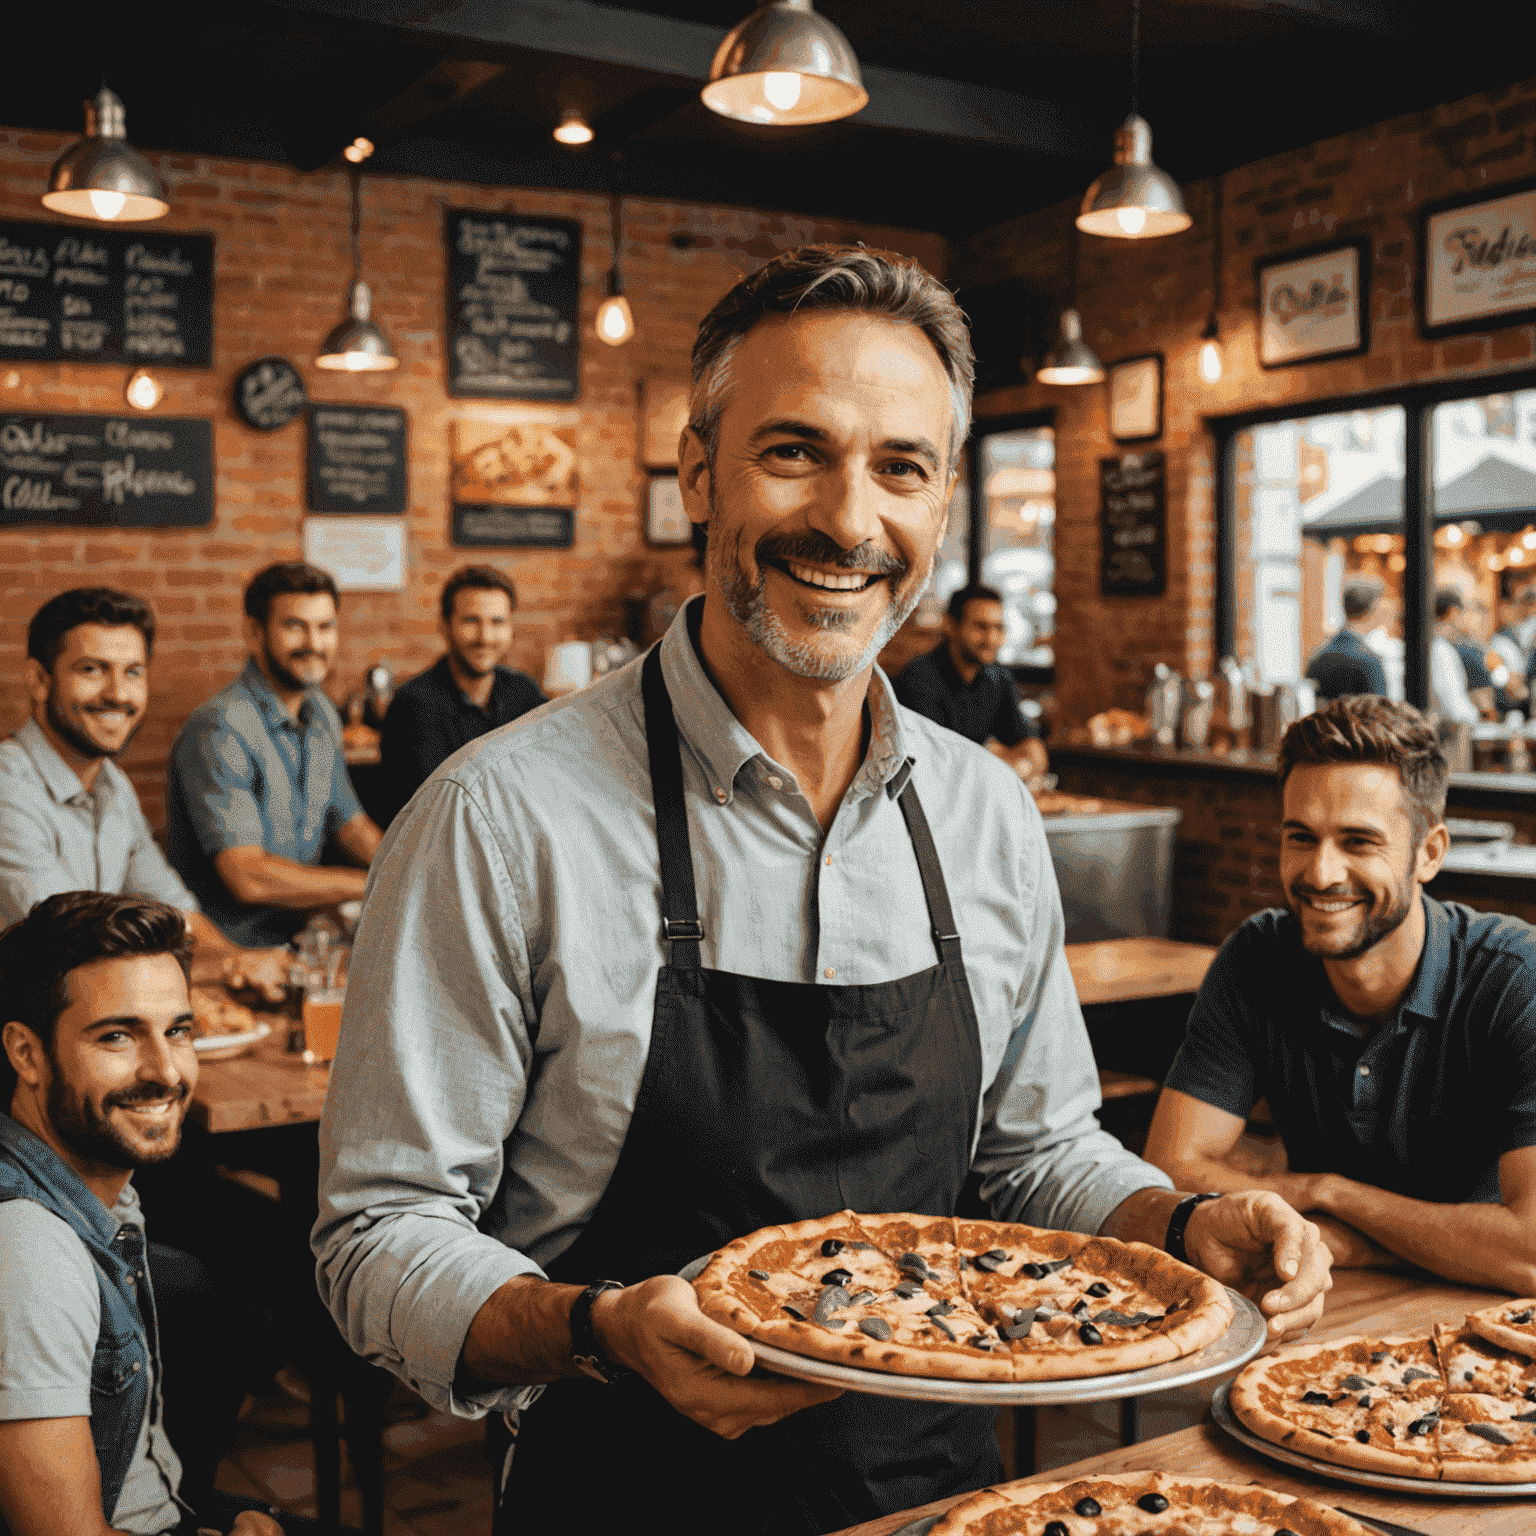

1164,1191,1221,1265
570,1279,628,1384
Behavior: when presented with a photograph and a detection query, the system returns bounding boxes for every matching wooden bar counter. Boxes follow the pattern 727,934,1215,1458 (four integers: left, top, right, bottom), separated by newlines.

189,1017,329,1134
833,1269,1533,1535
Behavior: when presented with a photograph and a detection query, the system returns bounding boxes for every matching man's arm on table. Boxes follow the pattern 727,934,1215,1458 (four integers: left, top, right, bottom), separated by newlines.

332,810,382,867
214,845,368,908
314,778,835,1441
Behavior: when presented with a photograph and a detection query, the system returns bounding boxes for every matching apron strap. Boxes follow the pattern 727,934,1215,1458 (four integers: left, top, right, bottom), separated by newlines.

641,644,704,968
897,783,964,967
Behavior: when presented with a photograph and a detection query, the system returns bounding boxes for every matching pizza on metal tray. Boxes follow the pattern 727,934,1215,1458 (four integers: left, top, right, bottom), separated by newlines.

691,1210,1233,1383
928,1472,1373,1536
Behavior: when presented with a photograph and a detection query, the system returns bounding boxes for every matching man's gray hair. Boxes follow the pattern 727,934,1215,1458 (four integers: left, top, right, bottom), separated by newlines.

688,244,975,474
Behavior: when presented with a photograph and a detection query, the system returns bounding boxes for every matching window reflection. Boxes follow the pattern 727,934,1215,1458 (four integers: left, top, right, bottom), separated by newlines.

976,426,1055,668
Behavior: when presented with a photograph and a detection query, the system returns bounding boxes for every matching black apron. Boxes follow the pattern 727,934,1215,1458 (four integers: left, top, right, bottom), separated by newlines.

495,646,996,1534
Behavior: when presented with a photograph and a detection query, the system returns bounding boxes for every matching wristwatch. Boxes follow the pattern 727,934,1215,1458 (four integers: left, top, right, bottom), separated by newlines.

569,1279,629,1384
1164,1191,1222,1265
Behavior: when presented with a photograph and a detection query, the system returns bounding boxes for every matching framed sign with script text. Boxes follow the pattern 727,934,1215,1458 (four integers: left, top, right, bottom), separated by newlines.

1100,449,1166,597
1256,239,1370,369
1421,176,1536,339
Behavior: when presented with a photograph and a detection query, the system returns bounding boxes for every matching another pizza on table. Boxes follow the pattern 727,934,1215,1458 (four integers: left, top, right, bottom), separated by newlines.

929,1472,1373,1535
691,1210,1234,1383
1229,1304,1536,1483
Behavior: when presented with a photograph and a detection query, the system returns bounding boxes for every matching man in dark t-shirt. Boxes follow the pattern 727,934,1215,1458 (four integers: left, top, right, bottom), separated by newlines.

1304,577,1388,701
894,583,1046,785
378,566,544,825
1144,695,1536,1290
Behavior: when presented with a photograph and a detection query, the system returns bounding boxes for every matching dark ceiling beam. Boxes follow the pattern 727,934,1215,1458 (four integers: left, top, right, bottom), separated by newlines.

269,0,1092,154
1183,0,1404,32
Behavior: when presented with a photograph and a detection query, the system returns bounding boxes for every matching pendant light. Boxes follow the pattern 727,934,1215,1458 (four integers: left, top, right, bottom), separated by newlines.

554,108,594,146
43,86,168,223
1199,173,1225,383
1076,0,1190,240
1036,310,1105,386
316,168,398,372
702,1,867,126
595,186,635,347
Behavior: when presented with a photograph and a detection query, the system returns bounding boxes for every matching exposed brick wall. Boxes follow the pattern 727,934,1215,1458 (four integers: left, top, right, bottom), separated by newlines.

0,127,944,828
949,77,1536,731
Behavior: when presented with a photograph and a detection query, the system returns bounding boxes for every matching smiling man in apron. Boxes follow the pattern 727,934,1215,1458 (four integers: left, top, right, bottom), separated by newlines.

315,246,1331,1534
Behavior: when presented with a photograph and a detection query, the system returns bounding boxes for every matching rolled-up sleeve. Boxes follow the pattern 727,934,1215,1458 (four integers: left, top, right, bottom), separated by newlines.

313,777,546,1418
972,797,1170,1233
171,714,268,855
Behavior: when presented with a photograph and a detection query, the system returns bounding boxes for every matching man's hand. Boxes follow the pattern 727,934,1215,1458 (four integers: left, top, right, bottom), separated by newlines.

593,1276,840,1440
227,1512,284,1536
223,948,290,1003
1183,1190,1332,1339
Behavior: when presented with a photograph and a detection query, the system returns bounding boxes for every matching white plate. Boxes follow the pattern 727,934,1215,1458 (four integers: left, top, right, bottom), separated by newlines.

736,1285,1267,1407
1211,1380,1536,1497
193,1020,273,1059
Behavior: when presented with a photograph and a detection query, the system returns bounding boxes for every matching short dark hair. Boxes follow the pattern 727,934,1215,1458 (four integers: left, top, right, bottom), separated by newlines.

946,583,1005,623
689,244,975,473
243,562,339,626
1341,577,1383,620
1278,696,1448,845
28,588,155,671
440,565,518,622
0,892,191,1106
1434,586,1465,620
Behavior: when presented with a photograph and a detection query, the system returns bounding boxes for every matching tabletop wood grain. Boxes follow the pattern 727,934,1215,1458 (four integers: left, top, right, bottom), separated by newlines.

189,1018,329,1133
831,1269,1533,1536
1065,936,1217,1008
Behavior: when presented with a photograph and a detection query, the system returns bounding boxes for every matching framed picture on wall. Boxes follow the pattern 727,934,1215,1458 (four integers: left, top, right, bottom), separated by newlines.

640,376,692,468
646,476,692,546
1108,354,1162,442
1256,239,1370,368
1421,176,1536,338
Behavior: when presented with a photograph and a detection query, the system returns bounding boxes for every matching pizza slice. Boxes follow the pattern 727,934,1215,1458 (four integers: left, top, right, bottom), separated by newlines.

1466,1298,1536,1361
1436,1390,1536,1482
852,1212,968,1295
1435,1321,1536,1399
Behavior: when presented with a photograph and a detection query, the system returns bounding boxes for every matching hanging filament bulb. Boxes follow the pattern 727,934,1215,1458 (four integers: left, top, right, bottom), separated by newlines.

1115,206,1147,236
1199,337,1223,383
125,369,162,409
88,189,129,220
596,288,635,346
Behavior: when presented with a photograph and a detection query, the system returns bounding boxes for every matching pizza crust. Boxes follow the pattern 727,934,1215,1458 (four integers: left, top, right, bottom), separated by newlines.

1466,1298,1536,1360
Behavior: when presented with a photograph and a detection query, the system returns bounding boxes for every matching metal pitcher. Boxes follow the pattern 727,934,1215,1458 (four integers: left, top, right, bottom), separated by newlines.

1146,663,1183,747
1179,678,1216,748
1250,683,1301,750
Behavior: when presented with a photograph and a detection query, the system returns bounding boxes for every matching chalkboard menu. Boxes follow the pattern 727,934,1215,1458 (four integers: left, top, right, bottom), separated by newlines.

0,220,213,367
444,210,581,400
1100,449,1166,597
1,412,213,527
235,357,307,430
305,405,407,514
452,503,575,548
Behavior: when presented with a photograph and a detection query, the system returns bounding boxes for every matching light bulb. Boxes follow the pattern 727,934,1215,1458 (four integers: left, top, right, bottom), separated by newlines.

1199,339,1223,383
763,72,803,112
596,294,634,346
1114,206,1147,236
125,369,162,409
554,110,594,145
1445,525,1464,546
1510,546,1526,564
88,189,127,220
341,351,373,371
1523,529,1536,550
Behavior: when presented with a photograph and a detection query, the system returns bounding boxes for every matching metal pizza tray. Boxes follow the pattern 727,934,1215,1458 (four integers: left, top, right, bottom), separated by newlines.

1211,1380,1536,1498
890,1519,939,1536
741,1288,1267,1407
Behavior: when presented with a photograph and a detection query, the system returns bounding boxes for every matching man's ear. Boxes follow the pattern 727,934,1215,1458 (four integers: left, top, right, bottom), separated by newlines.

241,612,263,653
678,426,711,527
2,1021,48,1091
1415,821,1450,885
24,658,51,709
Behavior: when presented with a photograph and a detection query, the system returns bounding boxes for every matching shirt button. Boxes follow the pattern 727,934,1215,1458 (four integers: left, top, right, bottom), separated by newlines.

824,967,835,979
767,774,783,790
825,855,833,867
1359,1065,1370,1076
131,1362,141,1372
713,786,727,802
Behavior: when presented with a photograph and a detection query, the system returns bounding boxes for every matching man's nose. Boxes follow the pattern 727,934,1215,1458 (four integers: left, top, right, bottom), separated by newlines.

1309,839,1349,888
808,459,884,551
138,1033,185,1091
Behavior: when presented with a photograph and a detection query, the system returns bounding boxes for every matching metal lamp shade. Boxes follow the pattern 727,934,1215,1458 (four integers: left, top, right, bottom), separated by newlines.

1076,115,1190,239
43,88,168,222
1035,310,1105,385
316,281,398,371
702,0,867,126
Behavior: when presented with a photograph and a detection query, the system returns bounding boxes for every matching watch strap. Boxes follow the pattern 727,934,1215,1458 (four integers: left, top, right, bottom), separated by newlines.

570,1279,628,1384
1165,1191,1221,1265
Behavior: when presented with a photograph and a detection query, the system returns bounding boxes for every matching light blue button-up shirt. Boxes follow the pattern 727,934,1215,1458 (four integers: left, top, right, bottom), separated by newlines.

314,599,1169,1416
165,658,362,947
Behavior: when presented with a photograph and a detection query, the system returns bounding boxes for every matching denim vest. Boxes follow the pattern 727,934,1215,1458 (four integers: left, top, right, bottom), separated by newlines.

0,1114,157,1525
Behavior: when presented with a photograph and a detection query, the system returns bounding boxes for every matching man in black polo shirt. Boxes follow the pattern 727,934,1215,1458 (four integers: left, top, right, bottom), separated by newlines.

893,583,1047,784
378,566,544,825
1304,577,1389,701
1143,696,1536,1291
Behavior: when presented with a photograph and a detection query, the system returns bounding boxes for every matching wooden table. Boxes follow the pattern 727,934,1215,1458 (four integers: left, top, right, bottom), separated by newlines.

835,1268,1533,1535
1065,936,1217,1009
189,1017,329,1133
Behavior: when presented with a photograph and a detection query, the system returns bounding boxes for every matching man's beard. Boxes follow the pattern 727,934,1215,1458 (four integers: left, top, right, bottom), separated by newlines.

261,636,326,694
46,689,141,762
707,493,927,682
1287,861,1417,961
955,637,993,672
45,1065,188,1171
450,641,502,681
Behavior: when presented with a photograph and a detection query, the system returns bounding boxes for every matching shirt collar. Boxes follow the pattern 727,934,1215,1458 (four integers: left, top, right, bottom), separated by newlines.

238,656,315,730
13,715,113,806
0,1113,134,1241
657,596,914,806
1397,893,1453,1024
931,639,972,692
432,654,503,711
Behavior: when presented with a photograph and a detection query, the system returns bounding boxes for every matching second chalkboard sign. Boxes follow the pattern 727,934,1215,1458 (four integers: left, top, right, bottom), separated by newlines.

1100,449,1167,597
305,405,407,514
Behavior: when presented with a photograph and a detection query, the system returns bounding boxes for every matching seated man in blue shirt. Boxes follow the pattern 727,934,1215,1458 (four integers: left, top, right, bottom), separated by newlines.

1144,695,1536,1292
1303,577,1389,701
893,583,1047,785
167,562,382,949
378,565,544,826
0,891,284,1536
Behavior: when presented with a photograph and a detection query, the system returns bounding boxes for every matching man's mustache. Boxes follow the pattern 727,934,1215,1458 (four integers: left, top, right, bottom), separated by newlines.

105,1080,190,1111
85,702,138,718
756,531,907,577
1291,883,1366,902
